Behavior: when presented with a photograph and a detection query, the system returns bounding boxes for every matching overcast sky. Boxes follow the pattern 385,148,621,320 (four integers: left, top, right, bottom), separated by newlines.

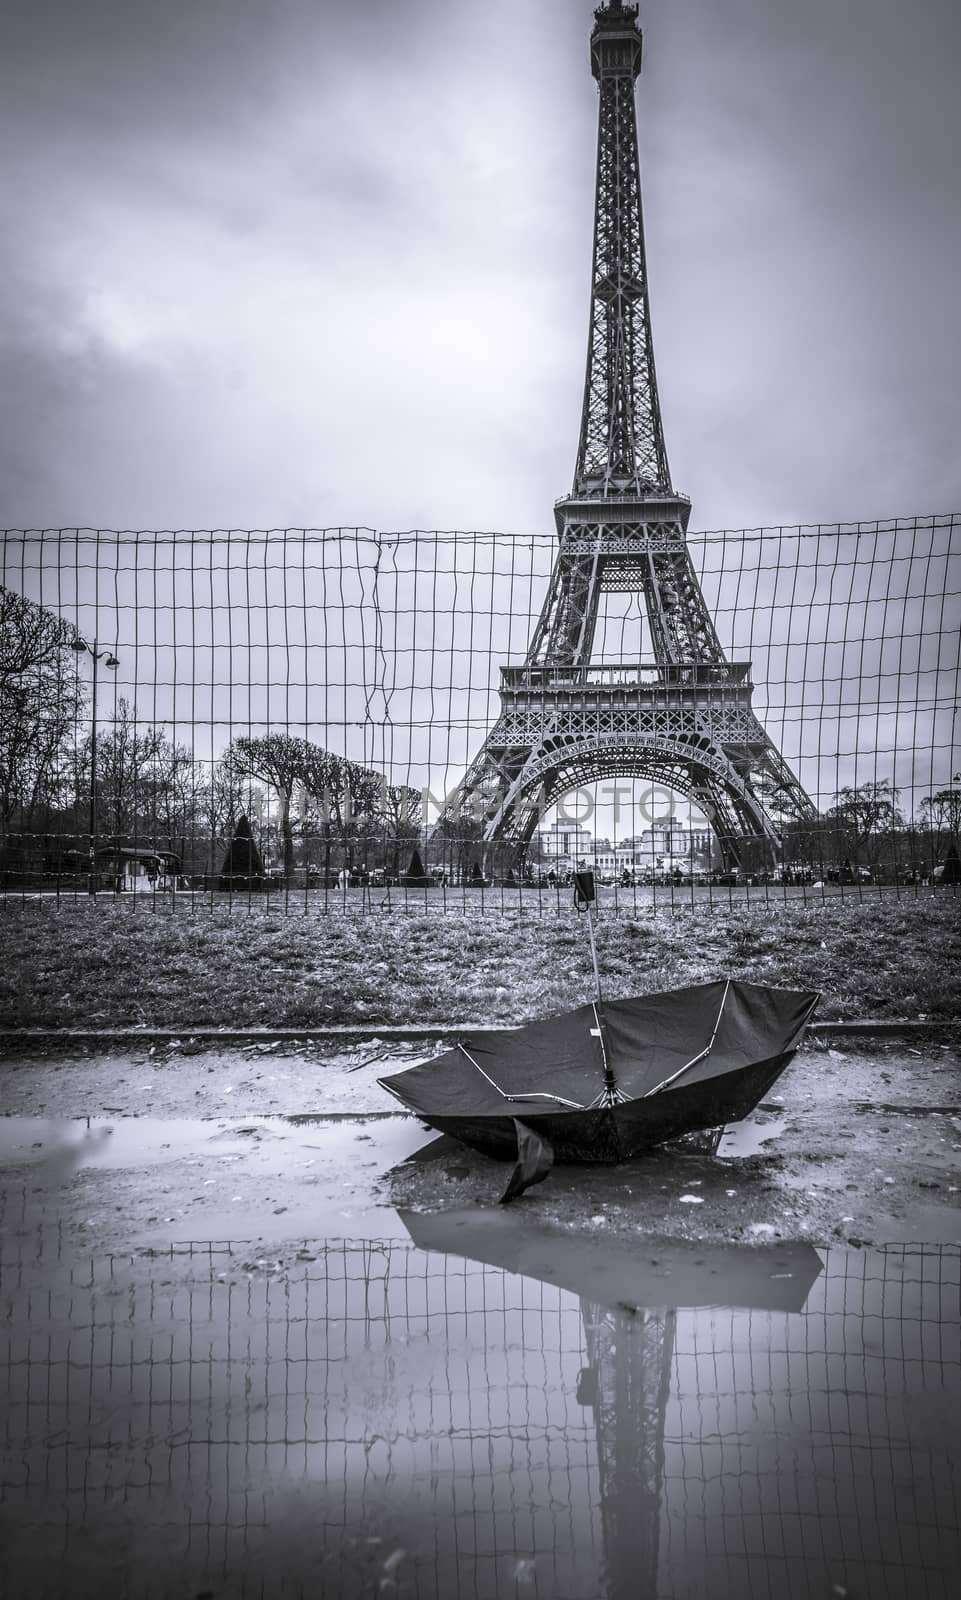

1,0,959,536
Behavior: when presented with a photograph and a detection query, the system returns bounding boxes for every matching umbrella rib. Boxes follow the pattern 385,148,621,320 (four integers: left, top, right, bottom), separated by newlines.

643,979,732,1098
456,1043,586,1110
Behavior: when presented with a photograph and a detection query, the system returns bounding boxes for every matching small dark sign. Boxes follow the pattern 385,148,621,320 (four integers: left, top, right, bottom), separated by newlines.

572,869,596,905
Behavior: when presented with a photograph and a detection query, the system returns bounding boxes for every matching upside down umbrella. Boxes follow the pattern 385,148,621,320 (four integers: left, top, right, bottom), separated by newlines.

379,976,819,1200
378,876,812,1203
379,875,819,1201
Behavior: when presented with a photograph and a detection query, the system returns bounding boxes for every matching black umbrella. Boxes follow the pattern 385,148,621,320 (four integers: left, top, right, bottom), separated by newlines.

379,974,819,1202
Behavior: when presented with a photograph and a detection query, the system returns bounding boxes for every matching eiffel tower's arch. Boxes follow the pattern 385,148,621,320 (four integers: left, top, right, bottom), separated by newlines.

473,731,780,870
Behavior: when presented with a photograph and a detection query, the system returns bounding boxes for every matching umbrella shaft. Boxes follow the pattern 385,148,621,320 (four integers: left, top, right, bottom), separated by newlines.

585,906,602,1005
584,908,618,1091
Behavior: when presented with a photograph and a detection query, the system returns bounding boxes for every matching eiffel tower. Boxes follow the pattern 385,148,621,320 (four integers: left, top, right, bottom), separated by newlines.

440,0,815,871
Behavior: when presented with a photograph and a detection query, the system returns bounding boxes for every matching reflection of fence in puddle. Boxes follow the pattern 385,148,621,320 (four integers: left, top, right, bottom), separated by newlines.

663,1251,961,1599
1,1233,958,1599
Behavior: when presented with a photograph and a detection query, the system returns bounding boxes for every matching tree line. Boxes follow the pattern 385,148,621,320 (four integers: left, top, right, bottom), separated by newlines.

784,779,961,878
0,587,421,884
1,584,958,887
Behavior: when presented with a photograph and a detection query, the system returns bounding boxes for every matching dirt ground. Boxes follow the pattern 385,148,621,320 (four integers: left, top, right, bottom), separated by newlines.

1,1035,958,1256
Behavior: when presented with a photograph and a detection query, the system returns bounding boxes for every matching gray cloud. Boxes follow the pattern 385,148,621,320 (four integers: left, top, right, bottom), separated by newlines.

1,0,959,531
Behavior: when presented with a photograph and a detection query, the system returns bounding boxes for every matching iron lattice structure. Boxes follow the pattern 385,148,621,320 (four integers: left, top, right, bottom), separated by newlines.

442,0,816,869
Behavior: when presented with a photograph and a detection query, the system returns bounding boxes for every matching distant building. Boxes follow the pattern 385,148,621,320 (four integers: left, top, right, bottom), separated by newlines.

629,826,715,873
93,846,180,892
536,821,714,877
593,846,639,877
538,824,592,858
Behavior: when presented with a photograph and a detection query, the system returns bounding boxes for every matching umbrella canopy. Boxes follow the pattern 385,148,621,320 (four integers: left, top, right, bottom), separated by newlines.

380,980,819,1195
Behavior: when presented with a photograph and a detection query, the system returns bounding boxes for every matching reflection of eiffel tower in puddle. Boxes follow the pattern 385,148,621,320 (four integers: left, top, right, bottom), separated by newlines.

401,1207,824,1597
578,1303,675,1597
441,0,815,870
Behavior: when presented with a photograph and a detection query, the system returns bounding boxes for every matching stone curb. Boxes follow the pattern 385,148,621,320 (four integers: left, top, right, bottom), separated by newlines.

0,1019,957,1051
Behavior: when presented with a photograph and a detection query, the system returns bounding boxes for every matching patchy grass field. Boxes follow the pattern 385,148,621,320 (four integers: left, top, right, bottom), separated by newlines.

1,896,958,1031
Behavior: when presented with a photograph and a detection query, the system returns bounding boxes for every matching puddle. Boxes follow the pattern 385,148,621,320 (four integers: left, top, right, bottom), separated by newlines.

0,1112,425,1172
717,1112,787,1157
0,1114,438,1243
841,1202,961,1246
0,1226,958,1598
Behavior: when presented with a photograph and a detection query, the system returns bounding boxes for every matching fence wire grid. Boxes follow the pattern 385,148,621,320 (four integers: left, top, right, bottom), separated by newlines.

1,516,959,910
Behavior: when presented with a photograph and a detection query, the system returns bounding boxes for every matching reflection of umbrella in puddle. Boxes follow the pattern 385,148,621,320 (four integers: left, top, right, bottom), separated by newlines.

399,1208,823,1315
402,1208,823,1599
380,978,819,1202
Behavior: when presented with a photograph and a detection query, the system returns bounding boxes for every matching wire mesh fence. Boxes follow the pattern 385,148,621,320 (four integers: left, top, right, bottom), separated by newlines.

1,516,959,910
1,1224,958,1598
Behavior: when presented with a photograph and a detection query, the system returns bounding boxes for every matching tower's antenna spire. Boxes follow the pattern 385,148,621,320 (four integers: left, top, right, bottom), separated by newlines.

578,0,668,496
594,1,638,25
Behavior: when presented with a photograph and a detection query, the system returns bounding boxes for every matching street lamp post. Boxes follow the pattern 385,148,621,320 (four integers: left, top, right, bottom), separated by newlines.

72,636,119,896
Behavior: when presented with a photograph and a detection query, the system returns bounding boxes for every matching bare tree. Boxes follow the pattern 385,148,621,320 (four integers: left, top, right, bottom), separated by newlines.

919,786,961,835
380,780,422,878
71,698,166,842
69,699,209,863
825,781,904,870
429,813,485,884
197,761,258,875
220,736,420,885
306,751,386,876
0,586,85,855
222,735,313,884
141,733,205,866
